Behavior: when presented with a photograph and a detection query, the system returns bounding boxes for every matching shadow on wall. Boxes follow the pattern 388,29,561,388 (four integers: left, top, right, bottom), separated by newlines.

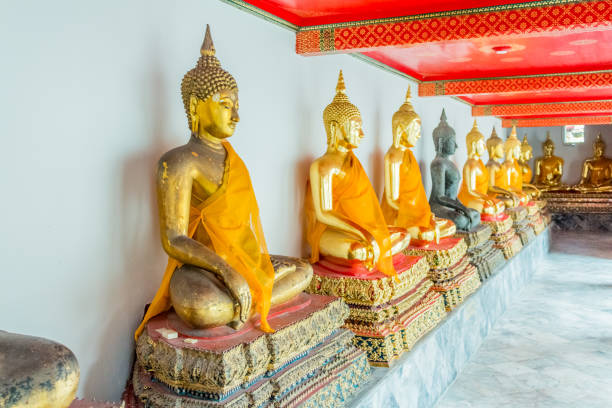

370,107,384,197
295,96,314,258
82,43,174,400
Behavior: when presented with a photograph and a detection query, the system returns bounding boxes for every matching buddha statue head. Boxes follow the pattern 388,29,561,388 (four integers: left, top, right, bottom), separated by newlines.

593,133,606,158
486,127,504,161
521,134,533,162
466,120,486,158
432,108,457,157
181,25,239,141
323,70,363,151
543,131,555,157
504,126,522,161
392,87,421,148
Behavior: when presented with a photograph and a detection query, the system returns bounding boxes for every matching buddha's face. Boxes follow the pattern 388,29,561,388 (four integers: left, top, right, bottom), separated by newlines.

512,145,521,160
543,143,554,157
594,143,604,158
522,148,533,161
441,137,457,155
341,117,364,149
475,138,486,156
401,119,421,147
192,88,240,139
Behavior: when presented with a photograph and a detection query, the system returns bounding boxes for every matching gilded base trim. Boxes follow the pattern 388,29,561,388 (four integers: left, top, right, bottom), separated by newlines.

352,290,447,366
308,256,430,307
506,206,528,223
454,224,492,250
467,240,505,281
404,238,467,269
483,216,513,235
135,298,348,397
133,334,370,408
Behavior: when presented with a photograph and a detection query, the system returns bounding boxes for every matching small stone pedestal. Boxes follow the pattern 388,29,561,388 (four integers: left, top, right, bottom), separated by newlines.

405,237,481,312
455,224,504,281
131,294,369,408
308,254,446,367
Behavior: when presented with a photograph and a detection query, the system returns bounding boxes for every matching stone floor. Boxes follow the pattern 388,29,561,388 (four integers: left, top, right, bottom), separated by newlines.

436,231,612,408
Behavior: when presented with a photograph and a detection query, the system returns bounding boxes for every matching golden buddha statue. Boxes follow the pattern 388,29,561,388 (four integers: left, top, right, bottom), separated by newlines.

576,133,612,192
135,26,311,338
305,71,409,275
519,135,533,184
534,132,565,191
485,127,522,207
458,121,505,216
497,126,530,204
381,88,456,245
519,134,541,199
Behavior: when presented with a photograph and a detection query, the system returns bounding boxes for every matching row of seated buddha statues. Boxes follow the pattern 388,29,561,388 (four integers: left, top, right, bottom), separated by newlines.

129,26,370,408
527,131,612,193
518,131,612,218
304,76,448,366
129,25,550,405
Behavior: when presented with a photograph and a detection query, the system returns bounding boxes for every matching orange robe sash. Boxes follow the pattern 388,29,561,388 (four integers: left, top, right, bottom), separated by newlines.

305,152,396,277
135,142,275,339
381,149,433,229
458,159,501,211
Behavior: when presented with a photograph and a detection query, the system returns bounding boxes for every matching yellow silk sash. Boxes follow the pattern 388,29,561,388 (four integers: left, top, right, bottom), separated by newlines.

381,149,433,229
135,142,274,339
305,152,396,277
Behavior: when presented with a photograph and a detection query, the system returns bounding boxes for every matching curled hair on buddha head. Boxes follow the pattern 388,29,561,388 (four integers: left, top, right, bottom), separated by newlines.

181,25,238,128
392,86,420,133
323,70,361,146
486,126,503,153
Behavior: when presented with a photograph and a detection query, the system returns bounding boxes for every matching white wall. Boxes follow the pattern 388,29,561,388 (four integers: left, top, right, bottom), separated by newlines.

0,0,500,401
505,125,612,184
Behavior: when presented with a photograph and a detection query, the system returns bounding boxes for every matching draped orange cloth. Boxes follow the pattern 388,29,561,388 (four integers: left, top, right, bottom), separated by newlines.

135,142,275,340
381,149,433,229
497,161,524,193
522,165,533,184
458,159,501,211
304,152,396,277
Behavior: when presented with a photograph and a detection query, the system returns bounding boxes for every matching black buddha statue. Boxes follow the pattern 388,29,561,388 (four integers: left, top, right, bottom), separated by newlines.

429,109,480,231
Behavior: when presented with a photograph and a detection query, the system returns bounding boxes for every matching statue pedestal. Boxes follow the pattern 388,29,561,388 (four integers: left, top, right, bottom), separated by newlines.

455,224,505,281
541,191,612,232
308,254,446,367
506,206,534,246
131,294,369,407
481,213,522,259
405,237,481,312
348,227,551,408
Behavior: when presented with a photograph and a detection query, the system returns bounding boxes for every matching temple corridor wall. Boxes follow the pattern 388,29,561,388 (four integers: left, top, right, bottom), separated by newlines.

506,125,612,185
0,0,500,402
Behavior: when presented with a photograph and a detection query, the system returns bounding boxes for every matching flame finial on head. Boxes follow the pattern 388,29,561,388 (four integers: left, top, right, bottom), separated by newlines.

200,24,215,56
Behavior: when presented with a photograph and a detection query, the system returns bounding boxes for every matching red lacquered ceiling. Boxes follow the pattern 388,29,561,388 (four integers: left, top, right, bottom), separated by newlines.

242,0,532,26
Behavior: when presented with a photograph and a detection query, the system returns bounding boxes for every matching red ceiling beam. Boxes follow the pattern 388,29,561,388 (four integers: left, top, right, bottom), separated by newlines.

473,100,612,116
419,71,612,97
296,1,612,55
501,116,612,127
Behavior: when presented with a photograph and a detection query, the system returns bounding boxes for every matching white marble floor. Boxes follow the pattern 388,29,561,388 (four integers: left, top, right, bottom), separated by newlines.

436,231,612,408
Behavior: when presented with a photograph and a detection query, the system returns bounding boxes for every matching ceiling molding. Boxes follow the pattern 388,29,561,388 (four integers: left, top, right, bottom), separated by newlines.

501,115,612,127
296,0,610,55
220,0,299,31
420,71,612,97
473,100,612,116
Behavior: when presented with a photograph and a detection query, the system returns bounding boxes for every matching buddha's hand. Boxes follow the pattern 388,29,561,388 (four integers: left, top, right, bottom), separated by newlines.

221,265,252,327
